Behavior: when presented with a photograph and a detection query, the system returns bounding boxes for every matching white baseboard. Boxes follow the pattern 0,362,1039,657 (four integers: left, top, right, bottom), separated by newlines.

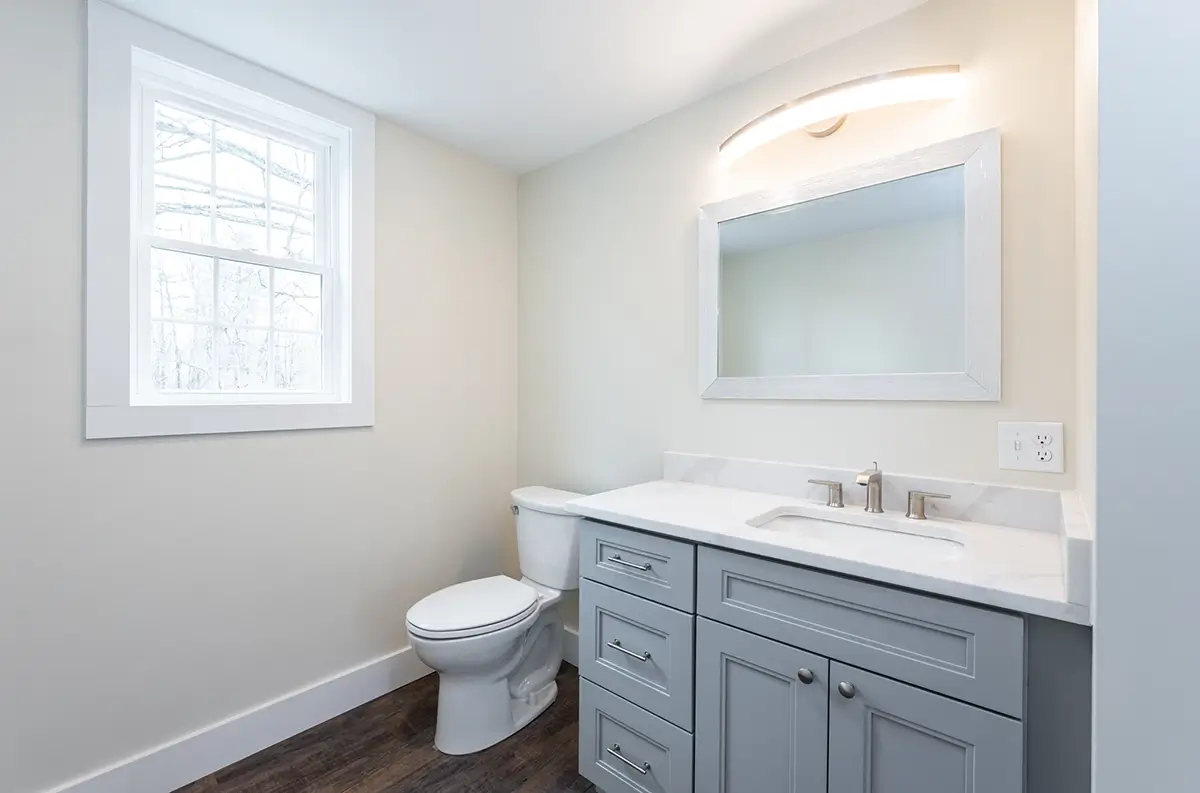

46,647,432,793
563,624,580,668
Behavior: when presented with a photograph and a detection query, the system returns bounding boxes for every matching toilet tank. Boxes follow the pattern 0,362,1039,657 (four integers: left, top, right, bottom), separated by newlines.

511,487,582,591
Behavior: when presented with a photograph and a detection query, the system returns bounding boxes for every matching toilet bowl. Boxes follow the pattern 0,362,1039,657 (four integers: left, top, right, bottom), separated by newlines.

406,486,581,755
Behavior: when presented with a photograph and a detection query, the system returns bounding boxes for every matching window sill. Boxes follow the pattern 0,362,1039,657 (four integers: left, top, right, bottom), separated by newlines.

131,392,344,407
86,401,373,440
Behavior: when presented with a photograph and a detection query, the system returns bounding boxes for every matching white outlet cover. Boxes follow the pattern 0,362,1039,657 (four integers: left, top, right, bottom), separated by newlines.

998,422,1065,473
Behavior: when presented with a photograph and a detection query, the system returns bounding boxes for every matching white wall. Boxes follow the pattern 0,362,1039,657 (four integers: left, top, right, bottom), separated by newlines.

720,215,965,377
1093,0,1200,789
0,2,519,792
519,0,1077,496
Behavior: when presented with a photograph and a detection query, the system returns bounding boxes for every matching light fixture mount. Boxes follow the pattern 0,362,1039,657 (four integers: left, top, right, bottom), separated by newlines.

803,116,847,138
719,65,962,164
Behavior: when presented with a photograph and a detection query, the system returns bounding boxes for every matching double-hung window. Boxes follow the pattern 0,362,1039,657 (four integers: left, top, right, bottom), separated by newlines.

86,2,374,438
144,99,328,397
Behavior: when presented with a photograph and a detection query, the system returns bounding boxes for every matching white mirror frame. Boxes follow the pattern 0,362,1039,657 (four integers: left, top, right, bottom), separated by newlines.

698,128,1001,401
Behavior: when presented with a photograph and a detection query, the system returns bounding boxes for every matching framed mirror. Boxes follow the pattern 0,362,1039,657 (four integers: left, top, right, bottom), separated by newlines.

698,129,1000,401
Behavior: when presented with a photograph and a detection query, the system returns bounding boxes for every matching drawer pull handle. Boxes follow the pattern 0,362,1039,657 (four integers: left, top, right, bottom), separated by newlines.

606,639,652,662
797,668,815,684
838,681,857,699
606,554,652,571
606,743,650,775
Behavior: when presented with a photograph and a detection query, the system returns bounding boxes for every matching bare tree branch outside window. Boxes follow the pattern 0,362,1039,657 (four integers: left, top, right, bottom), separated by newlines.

149,102,322,393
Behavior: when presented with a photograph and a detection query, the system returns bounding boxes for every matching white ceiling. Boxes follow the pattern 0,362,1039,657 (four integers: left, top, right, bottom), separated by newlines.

108,0,927,173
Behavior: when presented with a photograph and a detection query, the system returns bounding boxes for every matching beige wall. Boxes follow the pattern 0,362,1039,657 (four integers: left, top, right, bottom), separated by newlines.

519,0,1077,499
1075,0,1098,525
0,3,519,792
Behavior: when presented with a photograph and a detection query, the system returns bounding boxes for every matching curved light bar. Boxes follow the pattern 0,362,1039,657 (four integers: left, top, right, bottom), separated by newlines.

718,65,963,165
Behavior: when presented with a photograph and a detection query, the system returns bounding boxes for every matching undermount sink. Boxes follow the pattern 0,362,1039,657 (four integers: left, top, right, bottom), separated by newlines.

747,505,965,561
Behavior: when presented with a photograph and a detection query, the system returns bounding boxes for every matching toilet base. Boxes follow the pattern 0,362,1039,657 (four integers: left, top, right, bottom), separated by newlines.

409,582,565,756
513,679,558,732
427,605,564,755
434,677,558,755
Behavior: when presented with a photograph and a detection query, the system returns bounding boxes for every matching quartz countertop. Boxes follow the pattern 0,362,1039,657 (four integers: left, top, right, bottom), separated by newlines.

567,479,1090,625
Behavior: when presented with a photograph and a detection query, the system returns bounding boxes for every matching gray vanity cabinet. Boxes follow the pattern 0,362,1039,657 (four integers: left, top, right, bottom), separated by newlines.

694,618,828,793
577,520,1081,793
828,661,1022,793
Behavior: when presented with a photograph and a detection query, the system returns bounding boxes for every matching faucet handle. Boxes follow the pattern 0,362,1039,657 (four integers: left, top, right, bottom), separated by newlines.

808,479,845,508
906,490,951,520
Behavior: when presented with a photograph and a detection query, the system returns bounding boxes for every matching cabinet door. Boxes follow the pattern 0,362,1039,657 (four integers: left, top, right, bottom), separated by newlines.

829,661,1023,793
695,618,829,793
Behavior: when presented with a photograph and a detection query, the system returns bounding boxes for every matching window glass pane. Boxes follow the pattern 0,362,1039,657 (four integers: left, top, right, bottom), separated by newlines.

155,103,211,183
218,261,270,326
151,321,213,390
215,123,268,198
274,332,322,391
214,191,269,254
273,270,321,331
142,96,335,400
270,207,314,262
270,140,314,209
150,249,213,320
217,327,270,390
155,175,212,244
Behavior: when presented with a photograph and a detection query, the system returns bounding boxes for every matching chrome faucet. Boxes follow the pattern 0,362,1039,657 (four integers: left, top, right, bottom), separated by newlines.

856,462,884,513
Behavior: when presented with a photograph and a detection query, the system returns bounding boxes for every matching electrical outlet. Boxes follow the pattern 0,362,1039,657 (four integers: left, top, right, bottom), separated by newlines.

998,422,1064,473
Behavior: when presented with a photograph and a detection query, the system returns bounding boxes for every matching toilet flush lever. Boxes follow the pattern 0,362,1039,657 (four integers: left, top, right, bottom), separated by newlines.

606,554,652,572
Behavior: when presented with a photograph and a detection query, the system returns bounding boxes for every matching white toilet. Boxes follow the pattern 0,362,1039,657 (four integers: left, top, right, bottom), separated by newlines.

406,486,581,755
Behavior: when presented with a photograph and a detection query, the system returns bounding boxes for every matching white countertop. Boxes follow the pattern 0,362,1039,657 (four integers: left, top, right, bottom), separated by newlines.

568,479,1090,625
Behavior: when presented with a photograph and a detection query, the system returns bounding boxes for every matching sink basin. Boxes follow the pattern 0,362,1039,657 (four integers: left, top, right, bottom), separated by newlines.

747,506,965,561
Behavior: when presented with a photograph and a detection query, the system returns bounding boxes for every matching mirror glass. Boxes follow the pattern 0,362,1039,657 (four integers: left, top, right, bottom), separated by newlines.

717,166,966,378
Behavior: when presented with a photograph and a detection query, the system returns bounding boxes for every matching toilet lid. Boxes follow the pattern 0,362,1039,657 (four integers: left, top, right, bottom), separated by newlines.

406,575,539,638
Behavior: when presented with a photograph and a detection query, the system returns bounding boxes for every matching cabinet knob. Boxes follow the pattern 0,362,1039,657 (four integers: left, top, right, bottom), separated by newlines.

837,681,857,699
797,668,815,684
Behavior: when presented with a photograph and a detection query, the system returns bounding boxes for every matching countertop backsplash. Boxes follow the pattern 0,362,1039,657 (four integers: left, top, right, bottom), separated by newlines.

663,452,1067,534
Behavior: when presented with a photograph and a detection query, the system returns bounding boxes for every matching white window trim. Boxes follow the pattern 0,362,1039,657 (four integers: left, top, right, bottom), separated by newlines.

86,1,375,439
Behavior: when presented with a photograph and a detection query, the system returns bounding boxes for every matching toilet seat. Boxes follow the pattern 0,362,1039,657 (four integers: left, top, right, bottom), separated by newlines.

407,575,540,640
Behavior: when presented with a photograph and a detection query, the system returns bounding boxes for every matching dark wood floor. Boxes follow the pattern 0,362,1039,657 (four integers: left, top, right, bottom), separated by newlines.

174,665,594,793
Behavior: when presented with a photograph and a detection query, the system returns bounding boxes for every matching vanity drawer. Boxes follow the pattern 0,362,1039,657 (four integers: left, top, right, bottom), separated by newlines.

579,677,694,793
580,521,696,612
696,547,1025,717
579,579,695,730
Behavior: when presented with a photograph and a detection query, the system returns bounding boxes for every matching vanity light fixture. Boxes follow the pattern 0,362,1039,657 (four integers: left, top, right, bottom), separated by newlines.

718,65,963,165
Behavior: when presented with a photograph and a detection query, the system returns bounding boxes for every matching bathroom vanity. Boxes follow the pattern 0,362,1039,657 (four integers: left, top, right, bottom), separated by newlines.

569,455,1093,793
